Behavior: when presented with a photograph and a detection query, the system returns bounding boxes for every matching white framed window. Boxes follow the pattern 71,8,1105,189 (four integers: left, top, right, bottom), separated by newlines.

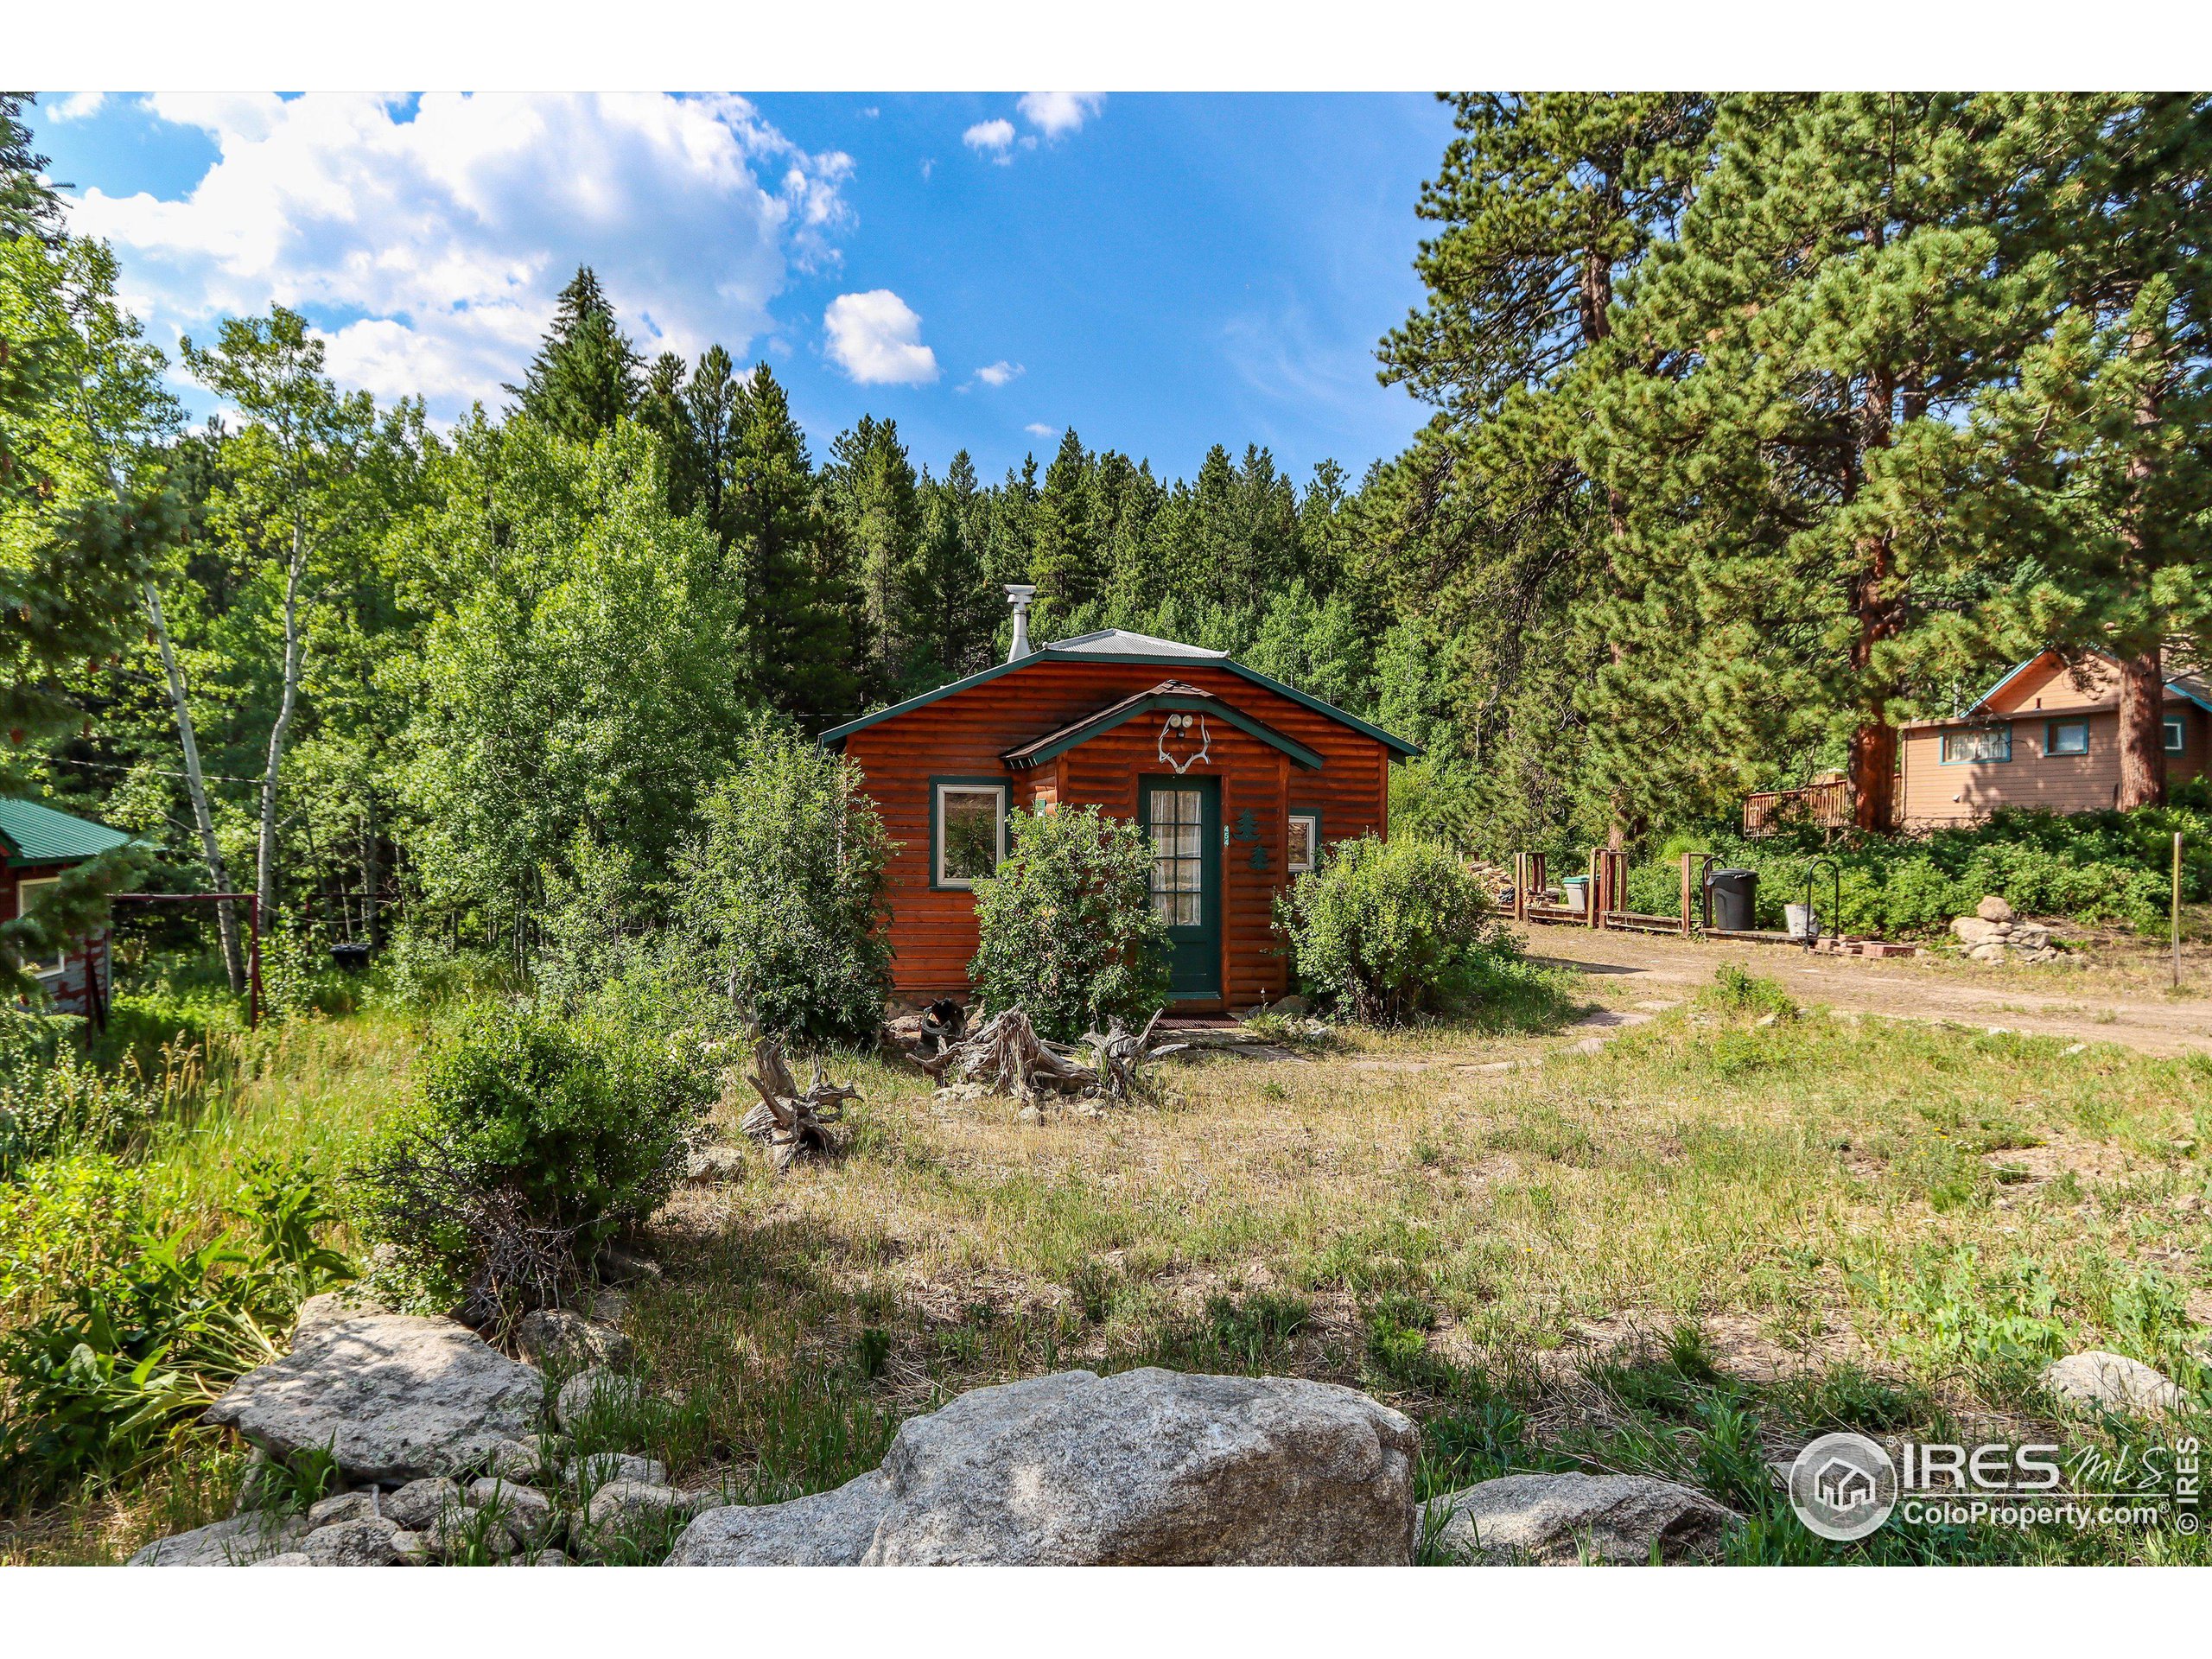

14,875,64,974
932,780,1007,889
2046,718,2090,757
1941,723,2012,764
1287,812,1319,875
2167,715,2188,756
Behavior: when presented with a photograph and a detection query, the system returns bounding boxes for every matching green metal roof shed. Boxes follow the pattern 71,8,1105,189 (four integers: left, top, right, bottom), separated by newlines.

0,798,137,866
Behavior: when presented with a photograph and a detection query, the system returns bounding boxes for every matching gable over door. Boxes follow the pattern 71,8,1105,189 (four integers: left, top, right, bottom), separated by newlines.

1139,775,1220,1001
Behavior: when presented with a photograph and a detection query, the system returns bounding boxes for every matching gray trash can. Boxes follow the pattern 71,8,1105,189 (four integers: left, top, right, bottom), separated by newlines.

1707,868,1758,932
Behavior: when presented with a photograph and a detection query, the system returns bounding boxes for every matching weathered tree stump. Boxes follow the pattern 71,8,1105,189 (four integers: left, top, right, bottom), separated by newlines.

741,1038,859,1171
918,1007,1181,1106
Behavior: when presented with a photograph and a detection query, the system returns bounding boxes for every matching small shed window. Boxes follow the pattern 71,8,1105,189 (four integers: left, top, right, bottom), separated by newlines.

15,875,63,973
1941,724,2012,764
2045,719,2089,757
933,781,1007,889
1287,812,1319,874
2167,716,2188,755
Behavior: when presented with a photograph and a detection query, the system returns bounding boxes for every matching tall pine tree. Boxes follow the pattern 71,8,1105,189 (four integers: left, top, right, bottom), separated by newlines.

509,266,643,442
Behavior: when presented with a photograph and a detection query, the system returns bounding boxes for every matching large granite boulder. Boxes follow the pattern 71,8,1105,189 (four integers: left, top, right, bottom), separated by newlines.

204,1310,546,1485
1419,1472,1733,1564
128,1513,309,1567
861,1368,1416,1565
669,1471,893,1565
2040,1351,2186,1418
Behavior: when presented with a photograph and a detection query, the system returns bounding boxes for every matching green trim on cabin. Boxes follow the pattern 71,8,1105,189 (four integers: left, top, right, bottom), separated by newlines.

927,775,1009,892
0,798,137,864
820,648,1422,759
1004,690,1324,772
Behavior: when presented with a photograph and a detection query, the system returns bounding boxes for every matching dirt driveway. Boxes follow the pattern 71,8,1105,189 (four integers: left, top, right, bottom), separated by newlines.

1515,922,2212,1058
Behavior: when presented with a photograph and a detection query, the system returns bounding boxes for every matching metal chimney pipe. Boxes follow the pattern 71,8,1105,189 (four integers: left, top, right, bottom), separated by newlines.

1005,584,1037,662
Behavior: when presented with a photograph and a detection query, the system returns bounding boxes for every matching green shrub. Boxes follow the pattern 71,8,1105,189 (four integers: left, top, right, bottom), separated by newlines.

0,1155,351,1502
0,1008,163,1178
1620,803,2212,937
1276,835,1521,1024
672,721,893,1044
969,804,1170,1043
348,1002,709,1314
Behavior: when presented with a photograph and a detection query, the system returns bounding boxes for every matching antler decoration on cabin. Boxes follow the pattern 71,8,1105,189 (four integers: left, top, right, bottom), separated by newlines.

741,1036,860,1172
1156,711,1211,774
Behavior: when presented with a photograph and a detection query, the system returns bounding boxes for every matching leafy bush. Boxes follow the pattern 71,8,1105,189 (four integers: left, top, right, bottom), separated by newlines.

348,1002,709,1316
0,1009,164,1178
671,721,892,1044
0,1155,351,1501
1276,835,1523,1024
1620,802,2212,936
969,804,1170,1042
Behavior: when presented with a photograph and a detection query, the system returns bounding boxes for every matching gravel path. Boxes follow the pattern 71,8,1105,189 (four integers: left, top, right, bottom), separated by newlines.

1515,923,2212,1058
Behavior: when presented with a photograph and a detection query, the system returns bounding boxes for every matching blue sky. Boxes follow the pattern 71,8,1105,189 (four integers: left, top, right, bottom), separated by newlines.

33,92,1454,486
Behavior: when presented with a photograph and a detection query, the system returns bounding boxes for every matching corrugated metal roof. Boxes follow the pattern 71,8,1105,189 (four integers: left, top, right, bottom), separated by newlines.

0,798,137,864
1041,629,1228,660
821,632,1421,757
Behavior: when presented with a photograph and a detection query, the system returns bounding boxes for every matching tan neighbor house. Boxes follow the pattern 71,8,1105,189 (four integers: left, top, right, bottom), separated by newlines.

1897,649,2211,828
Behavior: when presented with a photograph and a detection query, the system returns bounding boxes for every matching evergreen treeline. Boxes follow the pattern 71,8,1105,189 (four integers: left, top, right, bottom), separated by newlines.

4,91,2209,980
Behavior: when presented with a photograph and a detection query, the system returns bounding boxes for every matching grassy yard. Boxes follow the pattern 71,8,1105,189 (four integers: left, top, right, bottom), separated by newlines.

9,970,2211,1565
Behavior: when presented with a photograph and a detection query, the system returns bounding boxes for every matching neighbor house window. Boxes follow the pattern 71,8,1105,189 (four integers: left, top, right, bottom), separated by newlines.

1287,812,1319,875
932,781,1007,889
1941,723,2012,764
2167,716,2188,755
14,875,63,974
2045,719,2090,757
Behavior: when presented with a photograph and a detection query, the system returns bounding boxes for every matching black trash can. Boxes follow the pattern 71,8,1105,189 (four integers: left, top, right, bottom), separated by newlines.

1706,868,1758,932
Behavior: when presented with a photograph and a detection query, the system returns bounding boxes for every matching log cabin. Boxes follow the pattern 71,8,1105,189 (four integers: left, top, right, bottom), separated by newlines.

1897,649,2211,828
823,588,1420,1013
2,797,134,1020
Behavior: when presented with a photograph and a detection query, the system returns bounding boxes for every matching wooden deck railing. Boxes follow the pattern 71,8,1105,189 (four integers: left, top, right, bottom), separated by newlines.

1743,779,1853,837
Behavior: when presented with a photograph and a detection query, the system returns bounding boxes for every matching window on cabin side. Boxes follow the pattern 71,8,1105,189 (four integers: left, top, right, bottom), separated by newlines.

1287,813,1319,874
15,875,64,974
1942,724,2012,764
2167,716,2188,755
935,784,1007,888
2046,719,2089,757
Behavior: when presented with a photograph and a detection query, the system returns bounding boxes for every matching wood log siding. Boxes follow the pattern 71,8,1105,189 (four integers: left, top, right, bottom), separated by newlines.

839,659,1394,1003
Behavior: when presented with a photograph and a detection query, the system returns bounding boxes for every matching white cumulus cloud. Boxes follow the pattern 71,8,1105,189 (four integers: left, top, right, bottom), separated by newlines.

1025,423,1058,436
974,359,1023,387
823,289,938,386
66,92,855,417
963,118,1016,159
50,92,108,122
1017,93,1106,137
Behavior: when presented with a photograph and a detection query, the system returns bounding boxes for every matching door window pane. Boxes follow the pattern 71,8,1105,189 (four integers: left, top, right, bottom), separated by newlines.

1287,814,1317,874
1148,787,1203,926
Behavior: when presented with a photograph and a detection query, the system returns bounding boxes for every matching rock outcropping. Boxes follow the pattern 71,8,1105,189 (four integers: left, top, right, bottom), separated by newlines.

1418,1471,1735,1564
672,1367,1418,1567
2040,1350,2186,1418
203,1300,547,1485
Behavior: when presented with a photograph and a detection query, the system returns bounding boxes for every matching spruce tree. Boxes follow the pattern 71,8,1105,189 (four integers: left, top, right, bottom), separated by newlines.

1028,428,1102,628
509,266,643,442
722,365,860,725
825,414,925,691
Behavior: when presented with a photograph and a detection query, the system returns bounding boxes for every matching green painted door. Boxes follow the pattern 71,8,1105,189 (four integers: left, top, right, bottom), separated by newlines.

1140,776,1221,1001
